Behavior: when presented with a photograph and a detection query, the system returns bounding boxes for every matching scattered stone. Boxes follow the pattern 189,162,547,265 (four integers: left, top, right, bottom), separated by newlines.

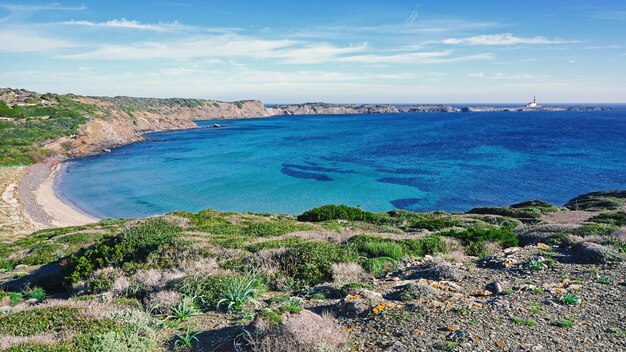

486,282,503,294
397,282,436,301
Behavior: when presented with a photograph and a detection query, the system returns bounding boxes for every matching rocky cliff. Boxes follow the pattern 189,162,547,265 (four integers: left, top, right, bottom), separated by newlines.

50,96,272,157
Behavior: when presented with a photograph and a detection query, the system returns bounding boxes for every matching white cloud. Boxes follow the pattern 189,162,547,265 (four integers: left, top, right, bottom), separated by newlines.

467,72,485,78
443,33,576,46
467,72,539,80
62,34,493,65
0,28,75,52
62,34,301,61
337,51,493,64
61,18,191,32
0,2,86,23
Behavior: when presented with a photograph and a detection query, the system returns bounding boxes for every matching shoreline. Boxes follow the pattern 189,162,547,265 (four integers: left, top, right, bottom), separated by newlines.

17,161,99,230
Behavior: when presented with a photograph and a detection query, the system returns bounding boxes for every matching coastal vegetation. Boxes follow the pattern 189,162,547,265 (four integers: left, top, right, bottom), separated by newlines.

0,94,99,166
0,194,625,351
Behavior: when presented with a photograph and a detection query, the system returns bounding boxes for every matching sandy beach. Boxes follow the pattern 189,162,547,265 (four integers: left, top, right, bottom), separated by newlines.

17,161,99,231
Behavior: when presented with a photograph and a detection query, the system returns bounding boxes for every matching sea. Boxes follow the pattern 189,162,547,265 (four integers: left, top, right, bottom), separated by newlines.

58,108,626,219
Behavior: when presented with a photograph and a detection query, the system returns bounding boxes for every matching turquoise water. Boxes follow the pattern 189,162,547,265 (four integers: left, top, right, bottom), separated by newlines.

59,109,626,218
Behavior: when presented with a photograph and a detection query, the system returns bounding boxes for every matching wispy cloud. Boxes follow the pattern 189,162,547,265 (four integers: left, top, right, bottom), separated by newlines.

337,51,493,64
0,28,75,52
61,18,191,32
467,72,540,80
62,32,492,66
0,2,85,23
443,33,577,46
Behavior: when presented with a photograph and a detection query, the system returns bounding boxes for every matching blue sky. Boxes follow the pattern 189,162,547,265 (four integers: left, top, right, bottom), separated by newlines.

0,1,625,103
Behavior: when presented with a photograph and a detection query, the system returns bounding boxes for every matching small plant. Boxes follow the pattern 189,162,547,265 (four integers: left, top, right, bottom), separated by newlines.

23,286,46,301
559,294,581,305
174,326,199,349
9,292,24,306
511,317,537,327
553,317,575,328
595,276,613,285
279,296,304,314
529,302,543,314
528,258,545,271
610,327,624,335
170,297,200,321
217,276,260,312
434,341,458,351
363,257,397,276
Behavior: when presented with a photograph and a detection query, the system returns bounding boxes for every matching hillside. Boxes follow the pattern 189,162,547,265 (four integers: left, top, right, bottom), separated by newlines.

0,192,624,351
0,88,272,165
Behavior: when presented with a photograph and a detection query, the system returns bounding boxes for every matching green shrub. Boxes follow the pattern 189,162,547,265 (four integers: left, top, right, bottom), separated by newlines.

297,205,386,223
56,232,105,245
245,237,307,252
588,212,626,226
277,242,361,287
23,286,46,301
179,274,265,310
357,241,404,260
348,235,447,259
66,219,188,283
441,227,517,249
363,257,397,276
0,98,92,166
18,242,63,265
242,221,314,237
465,241,490,258
577,223,620,237
0,306,115,336
217,276,261,312
407,216,461,231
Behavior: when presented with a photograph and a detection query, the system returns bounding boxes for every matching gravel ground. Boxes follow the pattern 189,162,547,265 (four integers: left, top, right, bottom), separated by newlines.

323,245,626,352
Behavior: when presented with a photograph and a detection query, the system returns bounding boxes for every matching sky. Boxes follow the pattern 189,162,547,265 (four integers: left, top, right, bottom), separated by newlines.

0,0,625,103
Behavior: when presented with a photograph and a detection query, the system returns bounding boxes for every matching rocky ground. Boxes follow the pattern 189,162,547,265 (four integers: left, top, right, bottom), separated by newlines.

0,194,624,351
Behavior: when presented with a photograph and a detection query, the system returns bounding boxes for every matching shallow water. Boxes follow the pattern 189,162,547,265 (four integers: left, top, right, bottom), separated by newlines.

59,109,626,218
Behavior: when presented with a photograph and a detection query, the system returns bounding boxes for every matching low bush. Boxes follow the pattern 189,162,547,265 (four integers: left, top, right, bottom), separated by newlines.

179,274,266,310
588,212,626,226
348,235,447,259
363,257,397,276
277,242,361,287
65,219,190,284
357,241,404,260
576,223,620,237
297,205,386,223
0,306,115,337
440,226,518,256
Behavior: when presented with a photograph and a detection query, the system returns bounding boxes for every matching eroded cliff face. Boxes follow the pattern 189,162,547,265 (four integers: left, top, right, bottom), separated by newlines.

48,96,271,157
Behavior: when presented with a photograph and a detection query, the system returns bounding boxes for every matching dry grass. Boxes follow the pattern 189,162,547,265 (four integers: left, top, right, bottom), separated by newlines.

332,262,365,286
254,310,348,352
0,166,32,242
418,256,461,281
0,333,60,350
143,290,182,314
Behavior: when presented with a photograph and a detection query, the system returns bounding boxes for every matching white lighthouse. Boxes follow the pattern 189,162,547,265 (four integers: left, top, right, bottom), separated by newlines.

526,96,540,108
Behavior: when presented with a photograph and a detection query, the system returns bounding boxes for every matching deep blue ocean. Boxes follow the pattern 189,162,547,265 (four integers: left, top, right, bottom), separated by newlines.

58,109,626,219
